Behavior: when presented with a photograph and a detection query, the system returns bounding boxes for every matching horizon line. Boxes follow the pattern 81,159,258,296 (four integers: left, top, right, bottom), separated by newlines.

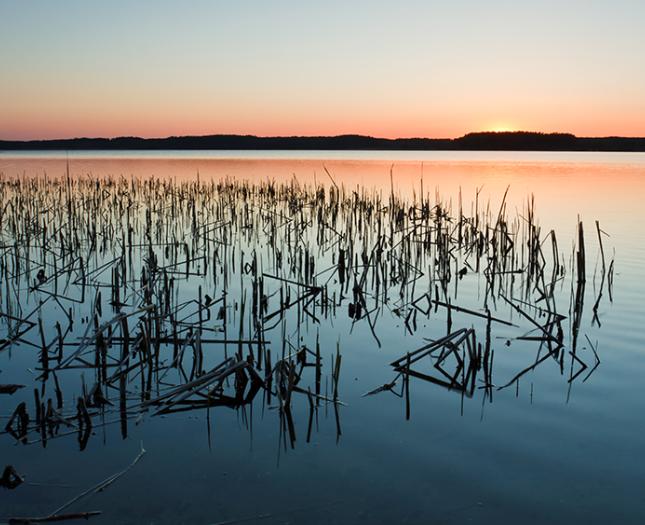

3,130,645,143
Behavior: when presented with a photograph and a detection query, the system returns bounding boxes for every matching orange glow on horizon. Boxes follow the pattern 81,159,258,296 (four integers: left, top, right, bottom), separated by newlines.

2,92,645,141
483,123,517,133
2,3,645,141
3,98,645,140
3,117,645,141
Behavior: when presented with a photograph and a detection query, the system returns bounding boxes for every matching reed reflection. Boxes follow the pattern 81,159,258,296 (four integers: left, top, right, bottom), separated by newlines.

0,173,611,456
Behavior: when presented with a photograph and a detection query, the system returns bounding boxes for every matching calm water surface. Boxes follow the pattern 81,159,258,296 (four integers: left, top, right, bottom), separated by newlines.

1,151,644,524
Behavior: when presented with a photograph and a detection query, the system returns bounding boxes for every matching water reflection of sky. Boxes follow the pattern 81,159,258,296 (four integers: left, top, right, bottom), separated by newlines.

1,153,645,524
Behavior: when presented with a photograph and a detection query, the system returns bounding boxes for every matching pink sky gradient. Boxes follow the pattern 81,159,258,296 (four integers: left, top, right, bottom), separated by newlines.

2,1,644,140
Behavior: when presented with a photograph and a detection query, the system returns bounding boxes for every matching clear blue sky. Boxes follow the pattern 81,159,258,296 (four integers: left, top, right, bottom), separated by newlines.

1,0,644,139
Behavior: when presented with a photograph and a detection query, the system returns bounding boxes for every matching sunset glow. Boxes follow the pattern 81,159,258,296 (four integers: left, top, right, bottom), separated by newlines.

1,1,644,140
483,124,517,133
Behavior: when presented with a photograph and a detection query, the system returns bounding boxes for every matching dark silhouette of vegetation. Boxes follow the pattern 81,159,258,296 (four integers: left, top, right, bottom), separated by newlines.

1,131,644,151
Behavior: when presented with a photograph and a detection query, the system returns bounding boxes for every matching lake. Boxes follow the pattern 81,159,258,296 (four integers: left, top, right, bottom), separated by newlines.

1,150,644,524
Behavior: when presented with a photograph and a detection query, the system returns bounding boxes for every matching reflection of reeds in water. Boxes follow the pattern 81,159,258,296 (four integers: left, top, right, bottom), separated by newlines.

368,206,612,415
0,174,613,475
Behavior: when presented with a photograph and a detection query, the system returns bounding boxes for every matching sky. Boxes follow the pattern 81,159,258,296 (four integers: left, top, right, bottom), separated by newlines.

1,0,644,140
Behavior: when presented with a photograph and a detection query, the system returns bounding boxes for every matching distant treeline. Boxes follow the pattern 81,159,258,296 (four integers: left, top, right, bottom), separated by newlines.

1,131,645,152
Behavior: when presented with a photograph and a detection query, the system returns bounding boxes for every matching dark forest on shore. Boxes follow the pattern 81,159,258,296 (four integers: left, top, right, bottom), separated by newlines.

2,131,645,152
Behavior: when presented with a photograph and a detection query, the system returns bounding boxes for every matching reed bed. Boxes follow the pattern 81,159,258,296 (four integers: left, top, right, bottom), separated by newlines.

0,172,612,522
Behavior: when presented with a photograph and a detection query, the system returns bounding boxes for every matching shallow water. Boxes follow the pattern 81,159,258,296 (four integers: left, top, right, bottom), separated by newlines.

1,151,644,524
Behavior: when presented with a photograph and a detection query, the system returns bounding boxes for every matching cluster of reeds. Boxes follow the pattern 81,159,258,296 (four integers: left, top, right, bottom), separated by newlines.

0,171,613,451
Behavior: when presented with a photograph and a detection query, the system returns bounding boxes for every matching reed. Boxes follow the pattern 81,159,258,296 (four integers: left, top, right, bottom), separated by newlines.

0,171,613,515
